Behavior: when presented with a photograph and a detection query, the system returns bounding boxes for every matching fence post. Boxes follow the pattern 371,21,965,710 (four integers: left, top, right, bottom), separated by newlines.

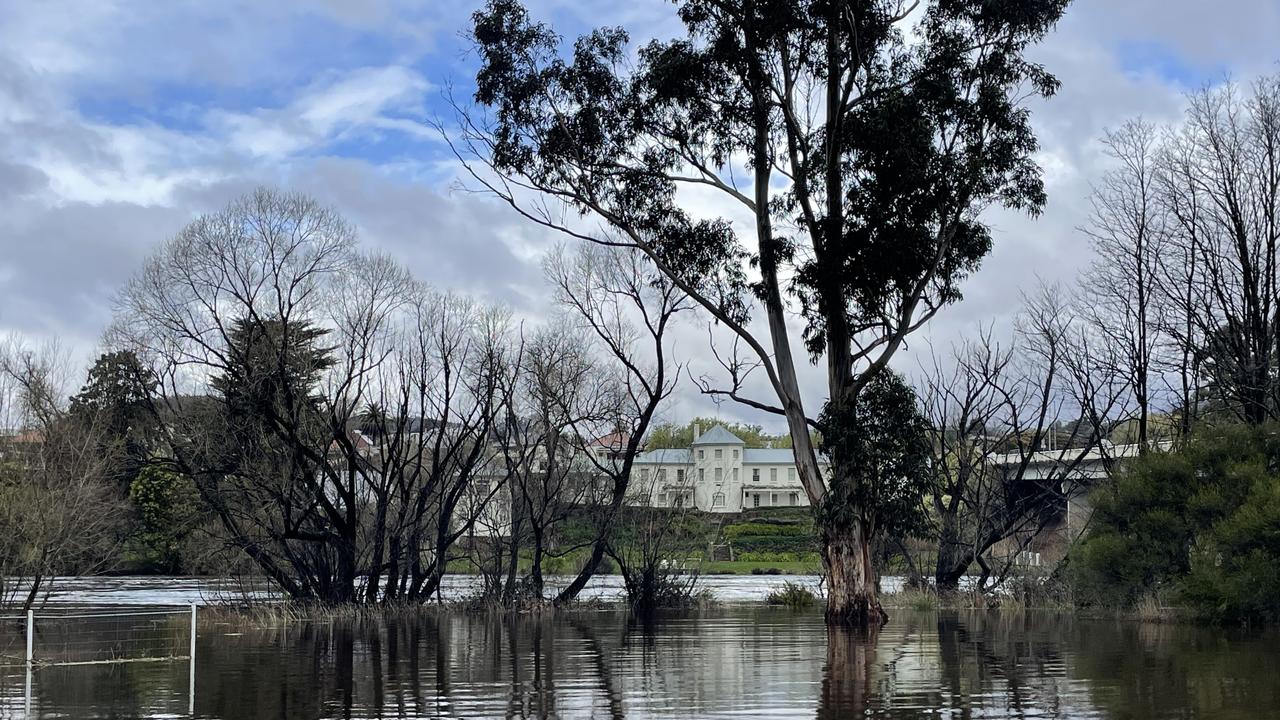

188,603,197,716
25,609,33,718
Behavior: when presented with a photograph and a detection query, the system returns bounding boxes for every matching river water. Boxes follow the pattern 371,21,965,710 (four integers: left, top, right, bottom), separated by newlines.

0,576,1276,719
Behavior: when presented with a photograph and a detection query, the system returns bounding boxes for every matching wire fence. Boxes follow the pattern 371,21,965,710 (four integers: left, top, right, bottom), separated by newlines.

0,616,23,668
0,607,194,668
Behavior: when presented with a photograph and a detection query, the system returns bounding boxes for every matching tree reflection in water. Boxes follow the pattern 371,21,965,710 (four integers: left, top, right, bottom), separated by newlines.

2,607,1278,718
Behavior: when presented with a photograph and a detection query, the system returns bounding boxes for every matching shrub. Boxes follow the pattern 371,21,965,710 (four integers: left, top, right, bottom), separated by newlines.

765,581,820,609
1071,423,1280,623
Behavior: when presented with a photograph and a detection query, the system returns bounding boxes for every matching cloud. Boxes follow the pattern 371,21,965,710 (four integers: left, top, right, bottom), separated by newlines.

0,0,1275,432
208,66,431,159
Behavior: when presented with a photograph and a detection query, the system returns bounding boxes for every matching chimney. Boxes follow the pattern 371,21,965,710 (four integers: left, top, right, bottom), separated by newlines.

693,422,702,441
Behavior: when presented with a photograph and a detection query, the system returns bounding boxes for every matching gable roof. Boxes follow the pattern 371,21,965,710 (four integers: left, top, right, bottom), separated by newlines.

691,425,745,446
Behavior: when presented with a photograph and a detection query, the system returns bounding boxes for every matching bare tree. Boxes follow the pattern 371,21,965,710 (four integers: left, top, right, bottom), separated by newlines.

0,339,125,611
112,188,512,605
473,325,613,607
1156,76,1280,425
542,243,689,605
1080,118,1168,450
921,288,1129,592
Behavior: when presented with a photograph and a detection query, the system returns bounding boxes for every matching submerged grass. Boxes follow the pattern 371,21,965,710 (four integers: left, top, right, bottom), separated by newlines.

764,581,821,609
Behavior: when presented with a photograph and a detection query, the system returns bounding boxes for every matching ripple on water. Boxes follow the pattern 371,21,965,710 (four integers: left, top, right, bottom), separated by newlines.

1,580,1278,718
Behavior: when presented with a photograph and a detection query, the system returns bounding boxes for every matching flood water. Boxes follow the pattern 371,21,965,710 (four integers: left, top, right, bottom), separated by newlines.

1,578,1278,719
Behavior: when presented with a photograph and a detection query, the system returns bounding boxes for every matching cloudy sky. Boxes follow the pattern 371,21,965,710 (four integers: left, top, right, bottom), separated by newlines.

0,0,1276,430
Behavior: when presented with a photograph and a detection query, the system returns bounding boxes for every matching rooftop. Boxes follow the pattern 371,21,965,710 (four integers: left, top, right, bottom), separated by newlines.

691,425,746,446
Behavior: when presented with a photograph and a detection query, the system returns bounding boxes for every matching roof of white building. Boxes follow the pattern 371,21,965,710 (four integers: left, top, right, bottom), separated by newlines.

634,448,692,464
743,448,798,464
691,426,746,445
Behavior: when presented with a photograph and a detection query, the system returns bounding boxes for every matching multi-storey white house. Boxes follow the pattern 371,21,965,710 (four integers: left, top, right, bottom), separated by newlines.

630,425,825,512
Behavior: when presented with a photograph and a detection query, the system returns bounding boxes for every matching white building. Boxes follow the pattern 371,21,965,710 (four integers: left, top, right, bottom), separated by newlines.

629,425,823,512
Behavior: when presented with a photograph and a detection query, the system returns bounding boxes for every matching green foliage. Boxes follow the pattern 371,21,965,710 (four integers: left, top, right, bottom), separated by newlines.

723,522,809,539
69,350,160,490
818,369,931,537
212,317,335,422
128,466,202,573
737,551,820,564
1072,423,1280,622
765,581,819,609
646,417,792,449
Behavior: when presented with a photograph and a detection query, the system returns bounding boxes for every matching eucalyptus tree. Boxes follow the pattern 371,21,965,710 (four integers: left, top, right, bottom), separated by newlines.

460,0,1069,623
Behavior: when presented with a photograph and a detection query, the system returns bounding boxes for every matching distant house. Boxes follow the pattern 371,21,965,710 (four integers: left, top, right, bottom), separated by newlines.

629,425,820,512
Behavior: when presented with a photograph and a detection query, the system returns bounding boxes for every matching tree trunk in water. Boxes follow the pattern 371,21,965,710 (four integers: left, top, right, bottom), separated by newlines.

821,520,886,626
933,514,968,594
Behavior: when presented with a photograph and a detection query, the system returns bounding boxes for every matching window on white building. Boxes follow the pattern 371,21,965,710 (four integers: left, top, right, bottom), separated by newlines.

770,468,778,481
714,467,722,482
753,493,760,508
656,493,666,507
677,469,685,482
715,448,722,459
657,469,667,482
789,492,799,506
698,449,704,459
788,467,796,481
733,449,739,459
713,493,725,507
752,468,760,481
732,468,739,482
771,493,779,505
641,469,650,482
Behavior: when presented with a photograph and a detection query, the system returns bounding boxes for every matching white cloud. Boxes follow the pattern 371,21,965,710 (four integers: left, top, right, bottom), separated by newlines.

209,66,430,159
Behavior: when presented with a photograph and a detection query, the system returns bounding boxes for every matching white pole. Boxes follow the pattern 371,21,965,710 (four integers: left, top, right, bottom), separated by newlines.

24,609,33,718
188,603,197,716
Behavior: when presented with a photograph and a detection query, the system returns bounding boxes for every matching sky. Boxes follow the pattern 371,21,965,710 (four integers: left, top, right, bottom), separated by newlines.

0,0,1277,431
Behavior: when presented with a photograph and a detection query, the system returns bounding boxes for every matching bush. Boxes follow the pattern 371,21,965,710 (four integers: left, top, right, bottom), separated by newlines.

1071,423,1280,623
765,581,820,608
723,522,809,539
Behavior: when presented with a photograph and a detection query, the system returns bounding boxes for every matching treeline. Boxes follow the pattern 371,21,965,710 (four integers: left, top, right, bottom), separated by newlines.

908,73,1280,621
0,189,693,612
1063,74,1280,622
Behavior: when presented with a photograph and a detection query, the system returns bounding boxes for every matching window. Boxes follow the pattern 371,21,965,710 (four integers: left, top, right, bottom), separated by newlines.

771,493,779,505
789,492,799,506
770,468,778,481
640,469,650,482
656,493,666,507
732,468,739,482
677,469,685,482
698,449,704,459
752,468,760,481
715,448,722,459
673,493,685,508
752,493,760,508
714,467,722,482
657,469,667,482
698,468,704,481
713,492,725,507
788,467,796,481
733,449,739,459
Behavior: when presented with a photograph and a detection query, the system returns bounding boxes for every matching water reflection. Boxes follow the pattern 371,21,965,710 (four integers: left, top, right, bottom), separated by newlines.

2,607,1277,718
